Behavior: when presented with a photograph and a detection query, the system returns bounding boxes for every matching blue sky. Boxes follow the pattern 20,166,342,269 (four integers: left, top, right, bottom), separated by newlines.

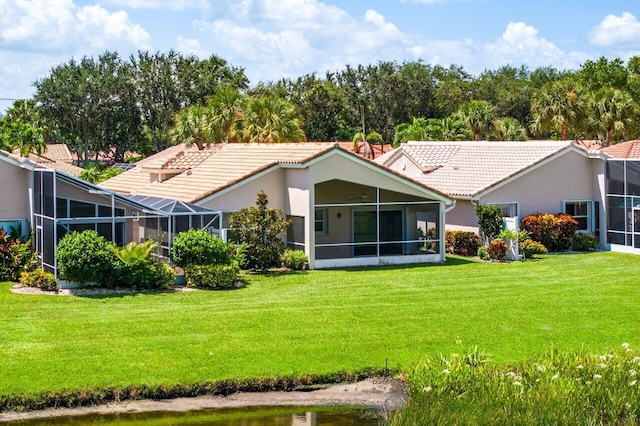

1,0,639,112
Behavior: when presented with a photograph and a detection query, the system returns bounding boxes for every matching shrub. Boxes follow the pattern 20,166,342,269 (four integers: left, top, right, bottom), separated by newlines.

56,230,117,285
445,231,480,256
229,191,290,270
474,204,504,244
111,240,174,290
19,268,57,291
171,229,232,267
487,239,507,260
477,245,489,260
0,230,36,282
521,213,578,252
520,238,548,259
281,249,308,270
184,263,239,289
572,233,598,251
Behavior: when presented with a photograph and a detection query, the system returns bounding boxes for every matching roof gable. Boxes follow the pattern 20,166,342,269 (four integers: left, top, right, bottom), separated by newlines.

380,141,582,199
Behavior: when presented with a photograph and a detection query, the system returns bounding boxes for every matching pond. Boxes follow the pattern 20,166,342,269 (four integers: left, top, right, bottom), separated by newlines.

6,405,387,425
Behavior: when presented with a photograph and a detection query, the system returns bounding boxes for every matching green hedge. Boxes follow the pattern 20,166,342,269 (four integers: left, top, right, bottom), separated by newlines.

184,263,240,289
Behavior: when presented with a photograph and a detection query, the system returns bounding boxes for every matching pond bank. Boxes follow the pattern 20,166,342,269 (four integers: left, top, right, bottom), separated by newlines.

0,378,406,422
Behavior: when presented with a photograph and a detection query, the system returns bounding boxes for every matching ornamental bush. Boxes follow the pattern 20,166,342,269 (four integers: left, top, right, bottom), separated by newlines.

171,229,232,267
445,230,480,256
229,191,290,270
281,249,308,270
184,263,239,289
0,230,36,282
56,230,117,285
519,238,548,259
521,213,578,252
474,203,504,245
487,239,507,260
572,233,598,252
19,268,57,291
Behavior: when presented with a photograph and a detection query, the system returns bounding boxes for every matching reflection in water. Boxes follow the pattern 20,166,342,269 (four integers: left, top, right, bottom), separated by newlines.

7,406,384,425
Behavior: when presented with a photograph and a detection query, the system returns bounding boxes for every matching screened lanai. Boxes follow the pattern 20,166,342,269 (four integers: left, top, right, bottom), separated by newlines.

309,179,443,267
33,169,221,277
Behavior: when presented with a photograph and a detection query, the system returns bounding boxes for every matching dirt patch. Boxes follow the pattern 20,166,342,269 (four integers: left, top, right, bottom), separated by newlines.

0,378,406,422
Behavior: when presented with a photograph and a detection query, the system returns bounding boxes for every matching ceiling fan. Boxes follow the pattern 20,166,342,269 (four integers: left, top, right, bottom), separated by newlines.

348,186,370,203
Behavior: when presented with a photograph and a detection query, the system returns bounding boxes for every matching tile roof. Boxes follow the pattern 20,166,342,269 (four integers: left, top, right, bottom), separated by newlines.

377,141,576,198
100,143,339,203
40,161,84,177
601,140,640,159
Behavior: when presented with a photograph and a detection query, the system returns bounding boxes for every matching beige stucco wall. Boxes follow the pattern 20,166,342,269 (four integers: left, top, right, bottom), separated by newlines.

198,168,286,213
308,152,445,200
445,152,600,234
383,152,424,178
0,159,31,221
482,151,596,217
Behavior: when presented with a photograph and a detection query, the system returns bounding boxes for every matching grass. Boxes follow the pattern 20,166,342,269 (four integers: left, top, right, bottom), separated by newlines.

1,252,640,404
391,345,640,425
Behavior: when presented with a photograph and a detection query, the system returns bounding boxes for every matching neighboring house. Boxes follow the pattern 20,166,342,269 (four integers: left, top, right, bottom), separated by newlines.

100,142,453,269
376,141,607,245
16,143,85,177
0,149,221,278
600,140,640,254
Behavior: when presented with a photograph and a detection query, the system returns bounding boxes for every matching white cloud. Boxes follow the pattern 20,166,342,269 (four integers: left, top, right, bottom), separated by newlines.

194,0,411,81
589,12,640,46
0,0,152,53
175,35,210,58
103,0,202,10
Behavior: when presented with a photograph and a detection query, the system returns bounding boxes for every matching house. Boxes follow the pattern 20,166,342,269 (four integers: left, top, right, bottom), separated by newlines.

100,142,453,269
0,148,221,278
376,141,607,244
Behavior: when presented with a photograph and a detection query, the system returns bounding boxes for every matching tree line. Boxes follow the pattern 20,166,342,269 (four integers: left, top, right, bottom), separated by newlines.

1,52,640,165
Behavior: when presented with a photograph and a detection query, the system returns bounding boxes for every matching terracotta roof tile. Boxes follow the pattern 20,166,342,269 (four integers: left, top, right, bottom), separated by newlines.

41,161,84,177
378,141,575,198
101,143,337,202
601,140,640,159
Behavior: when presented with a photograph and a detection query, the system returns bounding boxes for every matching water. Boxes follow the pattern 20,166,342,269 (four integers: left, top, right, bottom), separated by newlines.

6,405,385,425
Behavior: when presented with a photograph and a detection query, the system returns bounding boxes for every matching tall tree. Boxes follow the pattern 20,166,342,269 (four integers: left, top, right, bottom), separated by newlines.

0,100,46,155
458,100,496,141
207,86,246,143
531,80,585,140
492,117,527,141
588,88,637,146
170,105,214,150
232,96,305,143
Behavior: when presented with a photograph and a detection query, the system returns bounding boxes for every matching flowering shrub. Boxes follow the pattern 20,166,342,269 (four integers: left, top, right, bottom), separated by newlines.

519,239,548,259
19,268,57,291
393,344,640,425
0,230,36,282
487,239,507,260
445,231,480,256
521,213,578,252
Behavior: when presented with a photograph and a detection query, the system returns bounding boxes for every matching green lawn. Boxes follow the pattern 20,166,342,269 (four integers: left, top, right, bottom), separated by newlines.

2,252,639,399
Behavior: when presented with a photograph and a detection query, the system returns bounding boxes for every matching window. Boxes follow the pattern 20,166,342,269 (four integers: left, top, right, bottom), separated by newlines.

315,208,328,233
488,202,518,218
563,200,592,232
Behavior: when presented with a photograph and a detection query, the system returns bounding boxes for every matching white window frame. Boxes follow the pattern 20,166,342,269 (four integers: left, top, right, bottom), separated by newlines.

314,208,328,234
562,200,594,233
487,202,519,218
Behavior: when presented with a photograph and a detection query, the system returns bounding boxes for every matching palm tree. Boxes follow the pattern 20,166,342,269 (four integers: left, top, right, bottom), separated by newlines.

458,100,496,141
531,80,585,140
170,105,213,150
437,115,473,141
588,88,636,147
393,117,431,145
492,117,527,141
232,96,306,143
207,86,245,143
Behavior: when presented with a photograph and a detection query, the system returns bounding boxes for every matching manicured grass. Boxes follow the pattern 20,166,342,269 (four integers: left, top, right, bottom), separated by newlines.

1,252,640,400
